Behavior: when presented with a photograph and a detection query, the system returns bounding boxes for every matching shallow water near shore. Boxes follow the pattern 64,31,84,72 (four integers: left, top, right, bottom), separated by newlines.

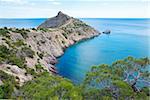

56,18,150,83
0,18,150,84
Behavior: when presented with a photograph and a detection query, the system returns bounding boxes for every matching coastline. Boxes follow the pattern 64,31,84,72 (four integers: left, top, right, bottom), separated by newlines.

55,33,100,59
53,32,101,74
0,19,100,83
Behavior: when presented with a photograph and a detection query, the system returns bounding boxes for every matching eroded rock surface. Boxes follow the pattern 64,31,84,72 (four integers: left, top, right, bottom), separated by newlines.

0,11,100,85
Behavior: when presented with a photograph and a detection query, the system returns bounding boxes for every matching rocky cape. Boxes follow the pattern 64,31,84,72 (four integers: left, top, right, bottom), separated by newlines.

0,11,100,85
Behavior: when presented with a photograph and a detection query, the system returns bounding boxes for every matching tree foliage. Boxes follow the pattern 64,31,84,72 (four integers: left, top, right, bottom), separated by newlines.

0,57,149,99
17,73,82,100
0,70,16,99
82,56,150,99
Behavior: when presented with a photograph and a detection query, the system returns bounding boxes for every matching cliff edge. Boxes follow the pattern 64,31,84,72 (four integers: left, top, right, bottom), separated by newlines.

0,11,100,85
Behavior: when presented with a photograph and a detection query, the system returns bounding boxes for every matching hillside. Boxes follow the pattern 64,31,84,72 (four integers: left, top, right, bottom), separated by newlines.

0,12,149,100
0,11,100,86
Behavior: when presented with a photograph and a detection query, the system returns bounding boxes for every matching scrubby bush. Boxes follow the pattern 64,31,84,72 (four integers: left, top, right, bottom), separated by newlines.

0,28,10,38
0,45,10,63
21,46,35,58
37,52,44,59
0,70,16,99
4,39,14,48
78,32,82,35
18,73,82,99
62,33,68,39
31,28,36,31
39,28,48,32
13,40,25,47
35,64,44,72
0,45,26,68
62,40,65,44
25,67,36,76
11,28,29,39
20,31,28,39
8,55,26,68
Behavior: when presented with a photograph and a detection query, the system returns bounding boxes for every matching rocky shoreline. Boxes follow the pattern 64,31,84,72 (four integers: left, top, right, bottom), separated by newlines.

53,31,100,74
0,11,100,85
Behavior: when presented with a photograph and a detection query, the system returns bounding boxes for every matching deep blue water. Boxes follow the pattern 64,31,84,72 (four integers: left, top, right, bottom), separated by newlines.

56,18,150,83
0,18,46,28
0,18,149,84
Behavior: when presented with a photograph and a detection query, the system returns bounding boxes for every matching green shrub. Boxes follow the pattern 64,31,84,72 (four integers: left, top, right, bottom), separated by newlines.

0,83,14,99
62,40,65,44
35,64,44,71
62,33,68,38
25,29,30,32
37,52,44,59
21,47,35,58
0,57,5,63
0,28,10,38
5,39,14,48
0,45,26,68
13,40,25,47
4,27,7,30
0,70,16,99
39,28,48,32
78,32,81,35
31,28,36,31
11,28,28,39
25,67,36,76
8,54,26,68
0,45,10,60
0,70,16,84
20,31,28,39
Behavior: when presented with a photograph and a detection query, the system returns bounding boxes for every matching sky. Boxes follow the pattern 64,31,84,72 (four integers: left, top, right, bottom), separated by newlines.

0,0,149,18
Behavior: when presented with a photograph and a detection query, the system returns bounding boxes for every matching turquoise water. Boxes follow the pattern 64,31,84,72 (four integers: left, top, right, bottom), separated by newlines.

0,18,149,83
56,18,150,83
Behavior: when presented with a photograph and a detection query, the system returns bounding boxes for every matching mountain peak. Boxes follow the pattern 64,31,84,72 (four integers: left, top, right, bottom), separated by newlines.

38,11,71,28
56,11,70,18
57,11,63,16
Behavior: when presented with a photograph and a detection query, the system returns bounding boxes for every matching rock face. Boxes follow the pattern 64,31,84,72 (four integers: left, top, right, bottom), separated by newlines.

0,11,100,85
36,11,100,58
0,64,32,86
38,11,71,28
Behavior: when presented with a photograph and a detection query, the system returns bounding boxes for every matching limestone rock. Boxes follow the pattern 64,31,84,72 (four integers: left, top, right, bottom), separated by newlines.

0,11,100,85
0,64,32,86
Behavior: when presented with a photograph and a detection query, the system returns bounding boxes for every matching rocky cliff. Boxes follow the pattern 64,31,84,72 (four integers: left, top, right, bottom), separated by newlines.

0,11,100,85
38,11,71,28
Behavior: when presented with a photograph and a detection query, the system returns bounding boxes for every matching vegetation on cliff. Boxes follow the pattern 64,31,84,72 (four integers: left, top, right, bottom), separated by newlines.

0,45,26,68
16,72,82,99
0,36,149,100
0,11,100,86
10,57,149,100
0,70,16,98
0,12,149,99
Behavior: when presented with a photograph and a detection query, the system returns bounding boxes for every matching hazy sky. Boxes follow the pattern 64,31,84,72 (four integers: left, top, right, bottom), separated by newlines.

0,0,149,18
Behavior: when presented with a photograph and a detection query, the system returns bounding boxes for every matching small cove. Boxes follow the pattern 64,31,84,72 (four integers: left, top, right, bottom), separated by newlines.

0,18,149,84
55,18,150,84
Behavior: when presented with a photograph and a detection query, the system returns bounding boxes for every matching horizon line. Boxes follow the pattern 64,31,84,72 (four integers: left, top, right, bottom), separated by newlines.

0,17,150,19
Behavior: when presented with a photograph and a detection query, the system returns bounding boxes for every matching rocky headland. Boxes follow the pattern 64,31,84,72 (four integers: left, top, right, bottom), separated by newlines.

0,11,100,85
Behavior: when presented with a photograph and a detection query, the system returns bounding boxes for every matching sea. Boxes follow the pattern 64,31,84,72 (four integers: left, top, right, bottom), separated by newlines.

0,18,149,83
